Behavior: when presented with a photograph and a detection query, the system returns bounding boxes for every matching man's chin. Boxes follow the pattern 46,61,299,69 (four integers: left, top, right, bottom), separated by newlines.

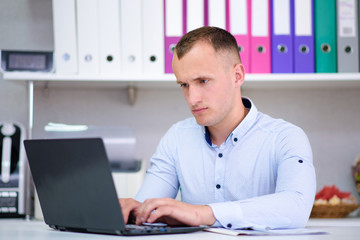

194,117,211,127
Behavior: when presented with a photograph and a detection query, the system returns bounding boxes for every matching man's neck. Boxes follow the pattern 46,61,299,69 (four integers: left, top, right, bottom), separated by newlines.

208,104,249,146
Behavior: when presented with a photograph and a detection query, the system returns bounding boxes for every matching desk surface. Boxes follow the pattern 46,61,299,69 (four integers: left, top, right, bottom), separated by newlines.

0,218,359,240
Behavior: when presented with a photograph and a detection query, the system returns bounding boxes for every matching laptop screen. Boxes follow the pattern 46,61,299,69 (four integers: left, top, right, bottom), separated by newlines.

24,138,126,233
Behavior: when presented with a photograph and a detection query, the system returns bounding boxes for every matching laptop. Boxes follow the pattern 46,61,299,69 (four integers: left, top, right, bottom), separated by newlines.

23,138,206,235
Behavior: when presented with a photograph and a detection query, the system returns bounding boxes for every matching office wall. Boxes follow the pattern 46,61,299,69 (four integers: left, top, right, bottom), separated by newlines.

1,0,359,200
0,0,52,125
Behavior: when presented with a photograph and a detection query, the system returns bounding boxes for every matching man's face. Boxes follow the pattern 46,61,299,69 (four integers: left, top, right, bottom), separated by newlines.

172,42,241,128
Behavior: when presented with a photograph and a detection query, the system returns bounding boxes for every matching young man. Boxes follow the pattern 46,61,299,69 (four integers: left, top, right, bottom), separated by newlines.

120,27,316,230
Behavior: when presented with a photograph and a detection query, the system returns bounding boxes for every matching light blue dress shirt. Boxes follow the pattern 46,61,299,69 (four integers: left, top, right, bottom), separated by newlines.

135,97,316,230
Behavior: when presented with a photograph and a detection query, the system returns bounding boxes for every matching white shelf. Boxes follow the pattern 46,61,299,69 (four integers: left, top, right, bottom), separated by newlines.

2,72,360,89
1,72,176,81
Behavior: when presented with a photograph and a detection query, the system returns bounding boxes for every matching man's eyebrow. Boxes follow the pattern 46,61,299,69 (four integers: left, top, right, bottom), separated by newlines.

176,76,211,85
193,75,212,81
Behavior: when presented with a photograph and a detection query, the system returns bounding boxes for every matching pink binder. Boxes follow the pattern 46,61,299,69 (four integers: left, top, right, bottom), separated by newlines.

250,0,271,73
226,0,251,73
164,0,186,73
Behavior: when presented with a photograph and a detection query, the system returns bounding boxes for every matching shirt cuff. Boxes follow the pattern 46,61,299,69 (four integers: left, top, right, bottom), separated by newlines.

208,202,245,229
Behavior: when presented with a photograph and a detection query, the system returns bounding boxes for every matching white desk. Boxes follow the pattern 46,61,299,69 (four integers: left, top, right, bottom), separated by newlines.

0,218,359,240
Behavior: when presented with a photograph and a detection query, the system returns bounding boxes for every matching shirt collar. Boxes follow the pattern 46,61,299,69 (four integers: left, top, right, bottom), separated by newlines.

203,97,258,146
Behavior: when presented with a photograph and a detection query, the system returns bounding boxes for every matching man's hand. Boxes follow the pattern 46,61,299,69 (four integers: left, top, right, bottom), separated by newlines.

135,197,216,227
119,198,141,224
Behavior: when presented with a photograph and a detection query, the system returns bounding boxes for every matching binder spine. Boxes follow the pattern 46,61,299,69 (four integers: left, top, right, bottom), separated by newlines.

164,0,186,73
315,0,337,73
294,0,315,73
98,0,121,74
76,0,100,74
227,0,251,73
337,0,359,72
251,0,271,73
143,0,165,74
271,0,294,73
52,0,78,74
120,0,143,74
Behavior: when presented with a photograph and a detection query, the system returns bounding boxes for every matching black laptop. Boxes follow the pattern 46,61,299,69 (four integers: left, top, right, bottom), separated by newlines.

23,138,206,235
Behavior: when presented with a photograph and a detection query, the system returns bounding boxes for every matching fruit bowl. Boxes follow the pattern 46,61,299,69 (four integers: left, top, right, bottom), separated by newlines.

310,185,359,218
310,203,360,218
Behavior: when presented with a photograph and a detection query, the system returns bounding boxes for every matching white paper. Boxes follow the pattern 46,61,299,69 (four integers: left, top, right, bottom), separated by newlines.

165,0,183,36
252,0,269,36
230,0,247,35
187,0,204,32
338,0,356,37
273,0,290,35
204,227,328,236
208,0,226,29
295,0,312,36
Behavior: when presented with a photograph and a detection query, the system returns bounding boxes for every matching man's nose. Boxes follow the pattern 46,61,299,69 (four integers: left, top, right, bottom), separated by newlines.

187,86,202,106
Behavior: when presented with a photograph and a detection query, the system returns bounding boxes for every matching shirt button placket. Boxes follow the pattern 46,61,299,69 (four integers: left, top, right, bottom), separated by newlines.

214,149,225,201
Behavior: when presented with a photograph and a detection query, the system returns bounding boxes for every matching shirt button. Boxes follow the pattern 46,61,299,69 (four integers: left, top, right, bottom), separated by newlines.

218,153,223,158
234,137,238,142
227,223,232,228
216,184,221,189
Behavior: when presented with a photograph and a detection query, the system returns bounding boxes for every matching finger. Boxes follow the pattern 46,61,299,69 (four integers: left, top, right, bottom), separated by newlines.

119,198,141,224
147,203,190,225
145,202,212,227
135,198,171,225
146,206,174,223
119,199,131,223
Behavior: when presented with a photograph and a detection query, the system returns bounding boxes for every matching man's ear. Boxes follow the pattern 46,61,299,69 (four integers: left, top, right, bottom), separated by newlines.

233,63,245,88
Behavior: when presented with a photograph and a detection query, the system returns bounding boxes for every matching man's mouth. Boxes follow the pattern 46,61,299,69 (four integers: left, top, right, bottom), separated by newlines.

192,107,207,114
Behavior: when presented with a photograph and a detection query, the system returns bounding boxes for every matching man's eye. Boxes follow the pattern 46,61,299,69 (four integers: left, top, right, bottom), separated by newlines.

200,79,208,84
180,83,188,88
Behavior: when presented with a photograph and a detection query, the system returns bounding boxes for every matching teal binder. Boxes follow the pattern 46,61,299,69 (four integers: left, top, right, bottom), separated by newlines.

315,0,337,73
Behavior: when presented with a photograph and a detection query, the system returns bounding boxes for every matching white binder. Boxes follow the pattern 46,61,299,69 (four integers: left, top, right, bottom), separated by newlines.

142,0,164,74
187,0,205,32
208,0,226,29
98,0,121,74
52,0,78,74
76,0,100,74
120,0,142,74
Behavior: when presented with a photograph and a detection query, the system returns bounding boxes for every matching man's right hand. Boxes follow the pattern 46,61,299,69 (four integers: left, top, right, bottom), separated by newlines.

119,198,142,224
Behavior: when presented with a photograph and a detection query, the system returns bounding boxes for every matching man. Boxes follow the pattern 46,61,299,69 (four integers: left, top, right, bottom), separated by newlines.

120,26,316,230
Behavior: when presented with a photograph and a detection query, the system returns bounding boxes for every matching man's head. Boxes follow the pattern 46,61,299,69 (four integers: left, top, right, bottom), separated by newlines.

172,26,246,130
174,26,241,65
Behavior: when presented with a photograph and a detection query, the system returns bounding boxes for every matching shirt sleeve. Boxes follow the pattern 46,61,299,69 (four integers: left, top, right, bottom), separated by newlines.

135,125,180,202
208,126,316,230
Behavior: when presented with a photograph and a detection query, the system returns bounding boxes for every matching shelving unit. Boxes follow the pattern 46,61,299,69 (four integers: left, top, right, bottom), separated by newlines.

2,71,360,219
2,71,360,139
3,72,360,90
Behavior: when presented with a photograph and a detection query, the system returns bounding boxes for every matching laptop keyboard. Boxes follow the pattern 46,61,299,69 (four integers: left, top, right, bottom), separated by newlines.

125,224,168,230
124,224,172,234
